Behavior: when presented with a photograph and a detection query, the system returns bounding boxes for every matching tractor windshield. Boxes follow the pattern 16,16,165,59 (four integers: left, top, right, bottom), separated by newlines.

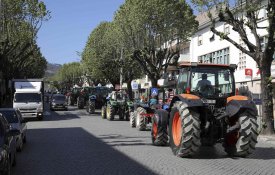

190,67,234,98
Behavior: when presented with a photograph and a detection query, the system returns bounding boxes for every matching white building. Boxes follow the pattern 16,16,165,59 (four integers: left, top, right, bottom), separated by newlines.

188,0,275,120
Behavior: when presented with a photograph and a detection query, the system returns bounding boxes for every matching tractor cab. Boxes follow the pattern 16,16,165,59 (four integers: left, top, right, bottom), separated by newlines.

177,63,236,99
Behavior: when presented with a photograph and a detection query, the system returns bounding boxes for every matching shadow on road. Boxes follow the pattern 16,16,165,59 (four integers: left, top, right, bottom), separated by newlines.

12,127,156,175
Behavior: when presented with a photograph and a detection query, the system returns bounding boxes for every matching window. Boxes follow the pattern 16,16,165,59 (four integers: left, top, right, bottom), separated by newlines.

238,39,247,70
177,70,188,94
224,24,230,34
198,35,203,46
198,47,230,64
260,36,268,51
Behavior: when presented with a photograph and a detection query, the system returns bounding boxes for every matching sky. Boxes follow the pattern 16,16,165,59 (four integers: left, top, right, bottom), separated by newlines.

37,0,125,65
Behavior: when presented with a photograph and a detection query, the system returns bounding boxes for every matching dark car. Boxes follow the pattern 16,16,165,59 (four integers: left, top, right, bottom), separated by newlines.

0,114,20,175
0,108,27,152
50,94,68,111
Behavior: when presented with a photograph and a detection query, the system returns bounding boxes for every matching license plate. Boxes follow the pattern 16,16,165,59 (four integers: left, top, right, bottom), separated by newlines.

203,99,216,104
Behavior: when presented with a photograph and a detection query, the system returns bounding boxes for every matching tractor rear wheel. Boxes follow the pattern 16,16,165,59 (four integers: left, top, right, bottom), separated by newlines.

125,109,130,121
136,107,147,131
169,101,201,157
223,110,258,157
130,111,136,128
89,101,95,114
101,106,107,119
151,110,169,146
68,96,74,106
106,105,115,121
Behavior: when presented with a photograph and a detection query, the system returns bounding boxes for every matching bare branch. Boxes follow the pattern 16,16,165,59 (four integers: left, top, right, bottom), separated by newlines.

210,21,254,58
221,7,257,52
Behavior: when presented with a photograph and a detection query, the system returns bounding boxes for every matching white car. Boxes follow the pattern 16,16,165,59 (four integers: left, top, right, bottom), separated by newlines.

0,108,27,152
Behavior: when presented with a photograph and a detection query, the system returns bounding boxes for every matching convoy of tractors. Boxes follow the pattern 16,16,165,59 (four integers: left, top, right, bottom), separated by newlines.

65,62,259,158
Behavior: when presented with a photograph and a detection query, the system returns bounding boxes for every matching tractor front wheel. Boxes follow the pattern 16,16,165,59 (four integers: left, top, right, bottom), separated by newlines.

136,107,147,131
169,101,201,157
151,110,169,146
106,105,115,121
130,111,136,128
101,106,107,119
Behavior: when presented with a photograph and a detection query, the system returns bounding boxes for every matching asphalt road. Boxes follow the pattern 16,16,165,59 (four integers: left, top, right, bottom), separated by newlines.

12,105,275,175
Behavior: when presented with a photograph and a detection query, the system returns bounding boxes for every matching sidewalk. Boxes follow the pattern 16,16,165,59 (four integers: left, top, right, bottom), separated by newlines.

258,135,275,146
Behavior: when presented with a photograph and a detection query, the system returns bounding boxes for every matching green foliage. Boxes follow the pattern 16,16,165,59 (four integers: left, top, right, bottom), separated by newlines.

55,62,83,87
114,0,198,86
0,0,50,80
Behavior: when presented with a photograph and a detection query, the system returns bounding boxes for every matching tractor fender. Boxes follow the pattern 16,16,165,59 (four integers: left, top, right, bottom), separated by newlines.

226,99,258,117
169,94,203,110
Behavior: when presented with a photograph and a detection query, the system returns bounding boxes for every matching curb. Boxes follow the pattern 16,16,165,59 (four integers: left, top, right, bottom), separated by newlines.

258,135,275,146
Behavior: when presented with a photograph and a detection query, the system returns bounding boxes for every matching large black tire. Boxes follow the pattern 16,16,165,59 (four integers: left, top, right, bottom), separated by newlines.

125,108,130,121
169,101,201,157
136,107,147,131
130,111,136,128
101,106,107,119
151,109,169,146
68,96,74,106
223,110,258,157
87,101,95,114
106,105,115,121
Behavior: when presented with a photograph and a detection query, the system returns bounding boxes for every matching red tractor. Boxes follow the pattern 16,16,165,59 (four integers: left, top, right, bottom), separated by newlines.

152,62,259,157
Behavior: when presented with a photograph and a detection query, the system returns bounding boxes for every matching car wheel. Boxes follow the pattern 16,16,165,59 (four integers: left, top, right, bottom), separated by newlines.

23,135,27,143
12,154,16,167
17,136,23,152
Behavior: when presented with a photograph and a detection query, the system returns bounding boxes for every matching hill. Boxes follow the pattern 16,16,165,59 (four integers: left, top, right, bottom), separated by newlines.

45,63,62,77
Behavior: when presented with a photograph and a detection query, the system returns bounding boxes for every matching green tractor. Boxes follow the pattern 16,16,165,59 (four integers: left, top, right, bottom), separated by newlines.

152,62,259,158
86,86,110,114
67,87,82,106
101,91,132,121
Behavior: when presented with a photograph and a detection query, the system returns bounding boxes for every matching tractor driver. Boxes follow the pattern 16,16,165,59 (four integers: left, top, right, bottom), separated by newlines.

195,73,212,94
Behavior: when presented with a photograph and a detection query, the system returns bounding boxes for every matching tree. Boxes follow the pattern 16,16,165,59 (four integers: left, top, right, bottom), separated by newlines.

0,0,49,80
82,22,121,87
54,62,83,89
192,0,275,135
114,0,198,87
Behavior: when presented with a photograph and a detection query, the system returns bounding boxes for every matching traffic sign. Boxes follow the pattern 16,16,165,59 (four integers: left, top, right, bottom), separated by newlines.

131,82,139,90
151,88,158,96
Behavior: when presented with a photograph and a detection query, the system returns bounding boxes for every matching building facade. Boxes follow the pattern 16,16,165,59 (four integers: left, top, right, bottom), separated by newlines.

187,0,275,124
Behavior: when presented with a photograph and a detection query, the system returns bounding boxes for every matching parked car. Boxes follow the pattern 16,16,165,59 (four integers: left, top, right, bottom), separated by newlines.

50,94,68,111
0,114,20,175
0,108,27,151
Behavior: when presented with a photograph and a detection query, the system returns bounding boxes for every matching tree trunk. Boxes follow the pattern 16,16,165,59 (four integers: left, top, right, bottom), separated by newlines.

126,80,133,100
260,65,275,135
151,78,158,88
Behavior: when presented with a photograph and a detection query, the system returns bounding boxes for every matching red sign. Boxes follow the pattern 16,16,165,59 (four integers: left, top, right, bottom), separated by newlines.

115,84,121,90
256,69,261,75
245,68,253,76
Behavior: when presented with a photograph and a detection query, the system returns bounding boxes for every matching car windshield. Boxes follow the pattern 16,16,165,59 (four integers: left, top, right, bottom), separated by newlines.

0,111,18,123
14,93,41,102
53,95,65,101
190,67,234,98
